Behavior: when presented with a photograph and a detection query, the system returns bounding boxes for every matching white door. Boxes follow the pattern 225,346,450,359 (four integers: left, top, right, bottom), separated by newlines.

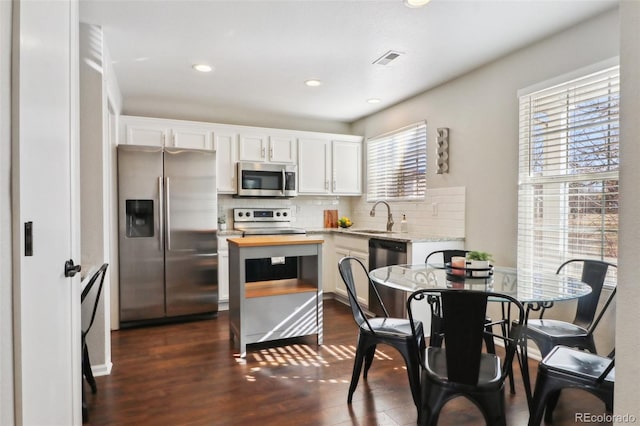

13,1,82,424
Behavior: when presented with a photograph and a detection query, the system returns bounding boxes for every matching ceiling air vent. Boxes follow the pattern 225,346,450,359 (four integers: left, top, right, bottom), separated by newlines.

373,50,404,66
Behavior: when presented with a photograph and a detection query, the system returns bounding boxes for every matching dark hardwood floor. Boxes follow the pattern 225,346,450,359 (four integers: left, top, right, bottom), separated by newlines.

85,299,611,425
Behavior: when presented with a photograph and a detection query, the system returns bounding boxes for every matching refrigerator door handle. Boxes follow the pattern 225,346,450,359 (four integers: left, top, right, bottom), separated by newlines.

158,176,164,251
165,177,172,251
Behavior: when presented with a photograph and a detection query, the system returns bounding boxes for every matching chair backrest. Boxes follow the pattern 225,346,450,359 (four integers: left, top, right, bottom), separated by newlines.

556,259,616,330
424,249,469,265
407,288,524,385
338,256,387,332
81,263,109,338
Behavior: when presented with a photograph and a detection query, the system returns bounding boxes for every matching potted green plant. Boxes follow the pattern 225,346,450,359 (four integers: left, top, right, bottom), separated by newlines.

466,251,493,277
218,215,227,231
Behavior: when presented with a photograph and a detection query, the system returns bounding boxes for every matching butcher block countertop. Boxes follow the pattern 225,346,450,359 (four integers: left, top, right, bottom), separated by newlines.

227,235,325,247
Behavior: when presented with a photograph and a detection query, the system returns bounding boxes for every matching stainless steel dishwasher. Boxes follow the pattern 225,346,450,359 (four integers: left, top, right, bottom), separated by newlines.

368,238,408,318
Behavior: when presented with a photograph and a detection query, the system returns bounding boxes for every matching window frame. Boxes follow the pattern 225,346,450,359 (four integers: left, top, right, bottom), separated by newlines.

366,121,427,202
517,61,619,286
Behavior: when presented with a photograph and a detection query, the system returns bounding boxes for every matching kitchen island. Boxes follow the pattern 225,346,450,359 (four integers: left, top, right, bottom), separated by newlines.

228,235,324,357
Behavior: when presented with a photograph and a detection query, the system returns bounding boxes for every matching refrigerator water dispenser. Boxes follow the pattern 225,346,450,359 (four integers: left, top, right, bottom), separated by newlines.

126,199,154,238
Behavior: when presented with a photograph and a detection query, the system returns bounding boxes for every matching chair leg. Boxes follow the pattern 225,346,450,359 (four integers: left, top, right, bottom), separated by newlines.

528,373,552,426
363,345,376,379
398,343,422,410
347,344,367,403
544,390,561,423
83,345,97,394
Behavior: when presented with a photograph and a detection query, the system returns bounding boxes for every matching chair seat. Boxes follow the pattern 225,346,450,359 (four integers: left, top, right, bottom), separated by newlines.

363,317,421,337
527,319,589,338
423,347,502,389
541,346,615,383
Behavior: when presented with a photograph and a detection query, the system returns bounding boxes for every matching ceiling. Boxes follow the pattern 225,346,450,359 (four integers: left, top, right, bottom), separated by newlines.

79,0,618,124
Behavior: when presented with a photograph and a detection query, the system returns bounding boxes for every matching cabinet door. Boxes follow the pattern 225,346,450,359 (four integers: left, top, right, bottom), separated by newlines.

215,131,238,193
298,138,330,194
123,122,168,146
218,250,229,304
332,140,362,195
172,126,213,150
334,247,350,301
269,135,297,163
238,134,267,162
351,250,370,307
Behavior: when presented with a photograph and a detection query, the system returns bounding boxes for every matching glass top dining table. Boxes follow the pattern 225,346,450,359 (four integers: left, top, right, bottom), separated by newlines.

368,263,592,304
368,262,593,411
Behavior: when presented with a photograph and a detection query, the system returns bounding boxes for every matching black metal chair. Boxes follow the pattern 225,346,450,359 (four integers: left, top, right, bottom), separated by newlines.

407,288,524,426
81,263,109,422
424,249,498,353
337,256,424,411
525,259,616,358
528,346,615,425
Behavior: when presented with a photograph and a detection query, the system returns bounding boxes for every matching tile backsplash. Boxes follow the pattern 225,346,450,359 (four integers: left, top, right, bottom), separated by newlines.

350,187,466,238
218,187,464,238
218,195,353,229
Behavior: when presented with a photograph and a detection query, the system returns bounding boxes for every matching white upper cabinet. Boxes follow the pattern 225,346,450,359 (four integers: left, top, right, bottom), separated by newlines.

214,131,238,194
120,115,362,196
122,119,169,146
171,126,214,150
238,133,296,163
332,140,361,195
298,137,362,195
238,133,268,162
120,116,214,150
298,138,331,194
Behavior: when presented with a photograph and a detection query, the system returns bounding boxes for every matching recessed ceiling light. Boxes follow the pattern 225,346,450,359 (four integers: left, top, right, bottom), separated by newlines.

403,0,431,7
367,98,381,104
193,64,213,73
305,79,322,87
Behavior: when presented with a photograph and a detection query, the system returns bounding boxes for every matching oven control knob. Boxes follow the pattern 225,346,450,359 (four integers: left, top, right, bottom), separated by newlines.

238,212,243,217
283,212,288,217
246,211,251,217
276,212,281,217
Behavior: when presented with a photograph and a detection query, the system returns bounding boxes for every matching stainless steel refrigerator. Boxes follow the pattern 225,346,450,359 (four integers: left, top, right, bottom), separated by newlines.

117,145,218,324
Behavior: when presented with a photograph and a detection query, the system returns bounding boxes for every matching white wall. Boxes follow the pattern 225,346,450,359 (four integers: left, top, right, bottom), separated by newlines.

351,9,620,268
616,0,640,421
80,23,112,375
0,1,14,424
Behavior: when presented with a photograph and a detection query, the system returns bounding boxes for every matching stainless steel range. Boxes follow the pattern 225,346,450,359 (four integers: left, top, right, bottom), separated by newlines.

233,207,306,283
233,207,306,236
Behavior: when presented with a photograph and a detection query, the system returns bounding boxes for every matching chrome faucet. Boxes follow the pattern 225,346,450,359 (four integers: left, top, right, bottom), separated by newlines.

370,201,394,232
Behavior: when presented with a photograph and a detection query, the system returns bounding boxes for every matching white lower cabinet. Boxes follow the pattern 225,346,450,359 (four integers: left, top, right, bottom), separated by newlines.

217,236,229,307
334,235,369,306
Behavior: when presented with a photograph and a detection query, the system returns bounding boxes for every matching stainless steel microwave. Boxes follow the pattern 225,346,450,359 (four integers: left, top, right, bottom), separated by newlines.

236,162,297,197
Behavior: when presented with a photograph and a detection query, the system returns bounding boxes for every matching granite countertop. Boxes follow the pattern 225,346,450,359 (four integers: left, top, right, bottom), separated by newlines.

305,228,464,243
219,227,462,243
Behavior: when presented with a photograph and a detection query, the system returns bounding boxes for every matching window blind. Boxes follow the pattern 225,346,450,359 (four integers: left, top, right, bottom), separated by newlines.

367,122,427,201
518,66,619,284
